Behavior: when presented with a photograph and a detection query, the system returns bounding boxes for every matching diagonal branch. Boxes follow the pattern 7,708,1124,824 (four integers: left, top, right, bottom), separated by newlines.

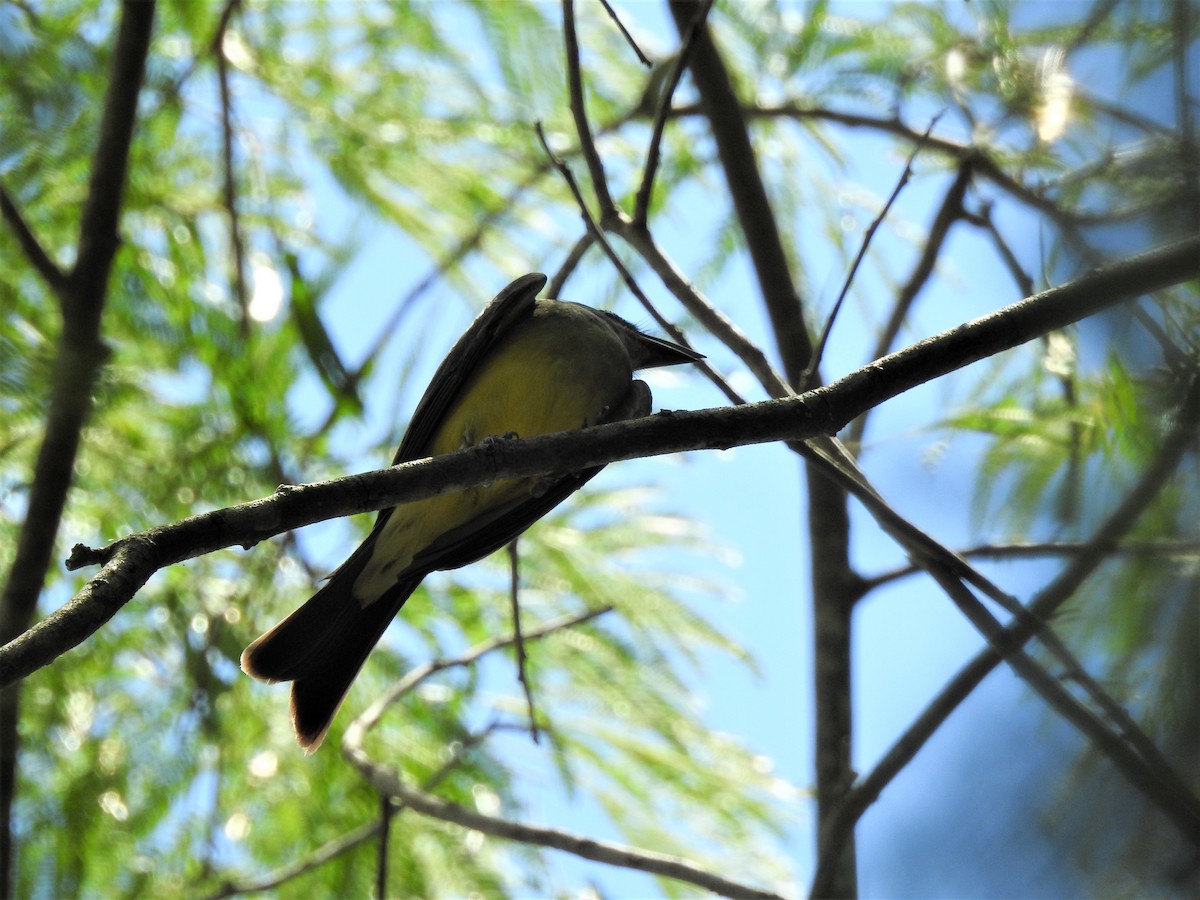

341,609,788,898
0,185,67,293
561,0,614,214
632,0,713,225
534,122,740,404
206,820,381,898
809,375,1200,897
0,235,1194,688
804,115,947,387
348,607,611,736
347,742,788,899
667,1,810,386
341,613,785,900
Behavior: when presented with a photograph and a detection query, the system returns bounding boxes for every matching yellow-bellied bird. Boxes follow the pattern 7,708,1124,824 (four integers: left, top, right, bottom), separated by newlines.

241,273,703,750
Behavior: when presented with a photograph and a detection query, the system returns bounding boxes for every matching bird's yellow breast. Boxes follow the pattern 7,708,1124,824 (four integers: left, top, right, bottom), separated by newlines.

353,302,633,602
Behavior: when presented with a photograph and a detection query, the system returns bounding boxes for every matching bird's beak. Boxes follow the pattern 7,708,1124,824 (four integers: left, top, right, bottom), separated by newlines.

631,332,705,369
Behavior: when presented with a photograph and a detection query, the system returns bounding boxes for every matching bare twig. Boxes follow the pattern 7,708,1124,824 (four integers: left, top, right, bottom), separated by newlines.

927,567,1200,842
969,202,1035,296
353,747,788,898
342,609,788,897
866,144,969,366
804,114,946,388
860,538,1200,592
561,0,613,213
596,0,650,67
206,820,381,898
0,185,67,293
546,231,594,297
343,724,784,900
349,607,612,736
375,793,391,899
612,221,792,398
810,377,1200,897
212,0,249,332
844,150,972,447
506,541,540,743
534,123,742,406
632,0,714,225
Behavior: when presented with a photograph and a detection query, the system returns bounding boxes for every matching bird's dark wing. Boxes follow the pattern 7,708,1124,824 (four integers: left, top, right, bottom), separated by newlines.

391,273,546,465
410,467,604,574
407,378,653,574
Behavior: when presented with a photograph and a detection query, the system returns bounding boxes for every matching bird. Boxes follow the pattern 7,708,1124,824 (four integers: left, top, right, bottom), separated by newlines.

241,273,703,750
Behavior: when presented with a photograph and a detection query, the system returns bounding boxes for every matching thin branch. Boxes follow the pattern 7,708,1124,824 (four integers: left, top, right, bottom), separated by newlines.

927,567,1200,841
612,219,792,399
596,0,650,67
861,539,1199,592
844,152,973,447
632,0,714,225
343,719,784,900
970,201,1035,296
212,0,249,332
0,184,67,293
810,377,1200,897
561,0,614,213
2,236,1195,686
546,230,594,297
667,1,811,386
208,723,510,897
671,100,1110,239
344,611,785,897
506,541,540,743
376,793,391,899
349,607,612,737
535,122,740,405
353,749,788,898
869,149,971,365
553,17,796,403
804,114,946,387
206,820,381,898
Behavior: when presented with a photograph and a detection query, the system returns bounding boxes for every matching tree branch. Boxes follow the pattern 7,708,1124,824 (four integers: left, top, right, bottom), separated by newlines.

810,375,1200,896
805,116,947,387
561,0,614,214
349,607,612,736
212,0,249,332
632,0,713,225
349,745,789,899
340,613,785,900
207,820,381,898
0,236,1193,687
339,610,787,897
668,1,811,386
861,539,1200,592
0,184,67,293
0,4,156,895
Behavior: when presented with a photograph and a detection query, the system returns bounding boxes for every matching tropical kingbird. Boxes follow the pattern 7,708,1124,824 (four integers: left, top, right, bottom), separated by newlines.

241,273,702,750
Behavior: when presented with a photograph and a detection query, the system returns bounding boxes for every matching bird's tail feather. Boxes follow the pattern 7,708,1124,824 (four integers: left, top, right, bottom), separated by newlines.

241,566,421,751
